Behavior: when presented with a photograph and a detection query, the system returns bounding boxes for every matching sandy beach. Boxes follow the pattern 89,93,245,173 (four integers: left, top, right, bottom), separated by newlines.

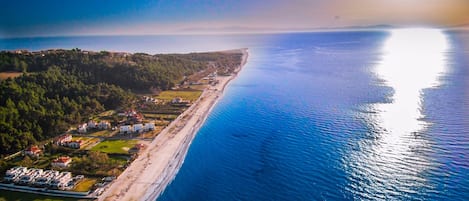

98,48,248,201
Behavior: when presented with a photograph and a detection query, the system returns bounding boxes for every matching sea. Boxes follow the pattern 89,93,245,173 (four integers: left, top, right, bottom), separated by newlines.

1,29,468,201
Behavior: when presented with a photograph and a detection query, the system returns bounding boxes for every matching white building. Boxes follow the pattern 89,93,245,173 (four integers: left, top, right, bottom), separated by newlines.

24,145,42,157
144,123,155,131
51,156,72,168
87,120,97,129
97,121,111,130
133,124,143,133
120,125,132,134
77,123,87,134
66,140,83,149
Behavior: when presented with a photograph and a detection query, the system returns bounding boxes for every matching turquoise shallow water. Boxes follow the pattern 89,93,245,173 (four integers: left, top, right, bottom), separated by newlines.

2,30,469,200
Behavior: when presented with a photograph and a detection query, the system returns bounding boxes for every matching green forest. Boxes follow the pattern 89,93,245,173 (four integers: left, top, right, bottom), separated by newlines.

0,49,243,155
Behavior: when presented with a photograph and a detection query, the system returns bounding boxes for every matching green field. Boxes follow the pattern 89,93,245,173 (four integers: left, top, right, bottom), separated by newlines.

73,178,97,192
156,90,202,102
89,130,114,137
90,140,137,154
96,110,115,117
0,190,87,201
143,113,178,120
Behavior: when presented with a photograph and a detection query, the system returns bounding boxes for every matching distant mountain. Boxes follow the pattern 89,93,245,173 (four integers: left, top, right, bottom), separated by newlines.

329,24,398,30
451,23,469,29
177,24,399,34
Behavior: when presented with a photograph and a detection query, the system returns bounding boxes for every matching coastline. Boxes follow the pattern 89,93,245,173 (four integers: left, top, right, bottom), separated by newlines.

98,48,248,201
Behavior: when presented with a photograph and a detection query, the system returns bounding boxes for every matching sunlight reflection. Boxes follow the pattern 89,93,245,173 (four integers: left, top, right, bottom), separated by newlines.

375,28,448,140
347,28,449,199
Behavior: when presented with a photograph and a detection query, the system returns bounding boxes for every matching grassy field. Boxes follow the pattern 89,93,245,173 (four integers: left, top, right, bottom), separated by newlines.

96,110,115,117
156,90,202,102
0,72,23,81
143,113,178,120
70,136,100,149
89,130,115,137
73,178,97,192
0,190,87,201
90,140,137,154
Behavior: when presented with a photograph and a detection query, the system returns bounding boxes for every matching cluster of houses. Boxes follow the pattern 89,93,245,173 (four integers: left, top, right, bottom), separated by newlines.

119,123,155,134
54,134,83,149
78,120,111,134
3,166,83,190
141,96,159,103
118,110,144,124
202,71,219,85
23,145,73,168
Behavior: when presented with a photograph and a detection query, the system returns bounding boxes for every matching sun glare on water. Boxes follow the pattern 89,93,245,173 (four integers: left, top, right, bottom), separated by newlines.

375,28,448,140
347,28,450,199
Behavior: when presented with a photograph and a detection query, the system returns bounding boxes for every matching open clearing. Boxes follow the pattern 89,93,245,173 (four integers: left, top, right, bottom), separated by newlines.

90,140,138,154
0,72,23,80
156,90,202,102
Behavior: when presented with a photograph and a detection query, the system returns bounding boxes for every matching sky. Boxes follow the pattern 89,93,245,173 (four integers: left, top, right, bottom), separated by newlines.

1,0,468,38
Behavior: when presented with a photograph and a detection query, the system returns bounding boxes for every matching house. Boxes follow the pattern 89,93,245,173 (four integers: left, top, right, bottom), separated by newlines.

77,123,87,134
143,123,155,131
54,134,72,146
97,121,111,130
120,125,132,134
128,113,143,123
171,97,183,104
24,145,42,157
87,120,97,129
171,97,191,105
51,156,72,168
66,140,83,149
133,124,143,133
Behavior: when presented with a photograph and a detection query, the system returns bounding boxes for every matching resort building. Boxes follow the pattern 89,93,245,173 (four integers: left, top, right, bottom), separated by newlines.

133,124,144,133
143,123,155,131
120,125,132,134
3,166,77,190
48,171,72,189
4,166,28,182
51,156,72,168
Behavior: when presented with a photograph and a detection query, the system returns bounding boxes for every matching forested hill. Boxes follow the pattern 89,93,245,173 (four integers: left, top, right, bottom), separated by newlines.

0,49,244,155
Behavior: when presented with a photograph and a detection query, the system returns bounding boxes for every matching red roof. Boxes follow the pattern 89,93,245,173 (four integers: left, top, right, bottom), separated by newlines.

26,145,42,153
53,156,71,163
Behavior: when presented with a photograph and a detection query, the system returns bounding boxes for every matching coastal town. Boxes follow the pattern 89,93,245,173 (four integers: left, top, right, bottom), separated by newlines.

0,48,248,200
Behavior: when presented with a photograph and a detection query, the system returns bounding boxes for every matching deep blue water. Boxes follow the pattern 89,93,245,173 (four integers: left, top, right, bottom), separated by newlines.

1,30,468,200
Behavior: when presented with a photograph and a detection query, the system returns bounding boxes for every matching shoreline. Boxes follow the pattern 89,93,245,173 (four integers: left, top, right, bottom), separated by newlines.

98,48,248,201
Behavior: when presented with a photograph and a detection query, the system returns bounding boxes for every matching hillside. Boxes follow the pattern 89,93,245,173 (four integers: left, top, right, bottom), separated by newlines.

0,49,244,155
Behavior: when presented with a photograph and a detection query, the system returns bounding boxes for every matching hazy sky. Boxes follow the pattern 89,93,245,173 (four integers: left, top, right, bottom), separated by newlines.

1,0,468,38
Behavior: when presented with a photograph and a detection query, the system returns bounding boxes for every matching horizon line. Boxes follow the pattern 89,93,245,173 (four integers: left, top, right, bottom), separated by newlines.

1,25,468,40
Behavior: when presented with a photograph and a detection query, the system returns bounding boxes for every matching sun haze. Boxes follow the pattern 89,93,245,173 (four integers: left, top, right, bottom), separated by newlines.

1,0,468,38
